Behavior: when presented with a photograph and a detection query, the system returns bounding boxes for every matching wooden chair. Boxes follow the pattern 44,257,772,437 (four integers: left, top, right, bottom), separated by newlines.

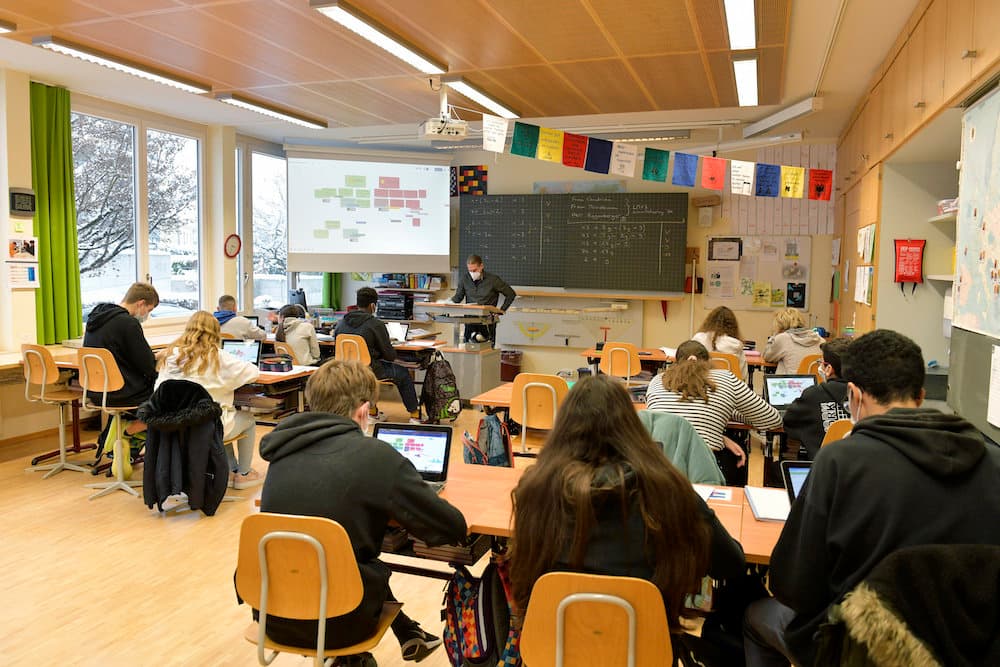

220,333,238,340
710,351,741,376
272,341,299,365
77,347,143,500
509,373,570,454
520,572,673,667
335,333,396,406
797,353,824,382
599,342,644,386
235,513,402,667
821,419,854,447
22,344,92,478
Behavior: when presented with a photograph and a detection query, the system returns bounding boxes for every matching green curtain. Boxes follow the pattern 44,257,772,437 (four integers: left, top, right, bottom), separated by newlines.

30,82,82,344
322,272,341,310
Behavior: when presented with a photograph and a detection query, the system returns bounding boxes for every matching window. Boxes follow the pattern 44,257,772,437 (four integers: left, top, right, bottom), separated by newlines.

251,151,287,309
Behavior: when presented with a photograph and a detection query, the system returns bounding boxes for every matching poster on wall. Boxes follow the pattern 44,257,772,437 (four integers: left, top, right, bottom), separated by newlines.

705,235,811,311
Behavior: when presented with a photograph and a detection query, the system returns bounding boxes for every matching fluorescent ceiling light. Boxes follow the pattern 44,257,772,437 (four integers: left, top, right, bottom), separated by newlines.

216,93,327,130
733,58,758,107
743,96,824,138
443,78,519,119
0,19,16,33
33,36,210,94
723,0,756,50
311,0,445,74
683,132,802,155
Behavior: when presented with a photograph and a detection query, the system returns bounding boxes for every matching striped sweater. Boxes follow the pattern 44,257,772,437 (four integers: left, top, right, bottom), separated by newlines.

644,369,783,451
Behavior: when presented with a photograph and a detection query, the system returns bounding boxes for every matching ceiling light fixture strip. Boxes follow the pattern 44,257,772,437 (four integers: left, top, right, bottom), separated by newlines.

217,94,327,130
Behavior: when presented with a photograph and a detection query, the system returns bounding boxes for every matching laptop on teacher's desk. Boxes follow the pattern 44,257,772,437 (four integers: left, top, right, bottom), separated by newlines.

372,422,452,492
763,374,817,416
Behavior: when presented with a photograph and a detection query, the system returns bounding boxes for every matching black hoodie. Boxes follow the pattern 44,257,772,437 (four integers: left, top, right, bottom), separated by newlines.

781,378,850,459
770,407,1000,665
82,303,157,406
333,310,395,364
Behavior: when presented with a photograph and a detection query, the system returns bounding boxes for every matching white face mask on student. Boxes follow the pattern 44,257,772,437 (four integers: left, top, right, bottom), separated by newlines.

469,271,482,281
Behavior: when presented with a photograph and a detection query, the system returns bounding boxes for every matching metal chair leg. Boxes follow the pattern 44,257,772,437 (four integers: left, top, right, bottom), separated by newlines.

26,403,91,478
85,415,141,500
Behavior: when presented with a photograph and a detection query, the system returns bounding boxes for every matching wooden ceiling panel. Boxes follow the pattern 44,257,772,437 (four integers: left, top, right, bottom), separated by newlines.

553,59,655,114
364,76,445,117
692,0,730,51
587,0,699,55
0,0,108,26
306,80,431,123
629,53,716,109
80,0,184,14
707,51,738,107
758,45,783,105
478,65,595,117
488,0,616,62
758,0,789,47
248,85,386,127
64,20,284,89
200,0,412,80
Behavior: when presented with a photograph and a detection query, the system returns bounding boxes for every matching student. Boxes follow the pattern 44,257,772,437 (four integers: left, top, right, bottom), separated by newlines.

335,287,421,423
451,254,516,344
762,308,822,374
780,337,851,459
645,340,782,485
275,303,320,365
692,305,748,381
257,360,467,664
509,375,745,658
156,311,262,489
213,294,265,340
744,330,1000,667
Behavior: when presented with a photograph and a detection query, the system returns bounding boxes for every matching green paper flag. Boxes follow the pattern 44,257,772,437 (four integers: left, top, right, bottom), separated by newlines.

510,122,540,158
642,148,669,182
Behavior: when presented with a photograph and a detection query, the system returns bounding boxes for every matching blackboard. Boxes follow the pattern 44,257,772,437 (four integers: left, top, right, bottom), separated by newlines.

459,193,688,291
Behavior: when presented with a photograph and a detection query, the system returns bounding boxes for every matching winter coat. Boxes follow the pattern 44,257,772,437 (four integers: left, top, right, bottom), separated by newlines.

762,327,823,374
136,379,229,515
637,410,725,485
82,303,157,406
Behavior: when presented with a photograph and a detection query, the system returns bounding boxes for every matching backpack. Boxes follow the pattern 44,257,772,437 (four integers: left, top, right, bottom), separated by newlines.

442,556,520,667
421,352,462,423
462,414,513,467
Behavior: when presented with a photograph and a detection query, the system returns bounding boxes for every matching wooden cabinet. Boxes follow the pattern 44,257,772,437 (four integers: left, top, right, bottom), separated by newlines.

881,47,907,156
942,0,974,102
864,82,884,166
972,0,1000,79
921,0,946,113
905,18,927,137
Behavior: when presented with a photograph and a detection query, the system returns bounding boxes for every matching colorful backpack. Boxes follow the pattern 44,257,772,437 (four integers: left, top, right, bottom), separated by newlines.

421,352,462,423
462,414,513,468
442,556,520,667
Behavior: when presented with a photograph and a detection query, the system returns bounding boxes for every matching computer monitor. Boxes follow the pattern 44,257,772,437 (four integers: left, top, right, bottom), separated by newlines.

288,288,307,310
385,321,409,342
245,315,259,328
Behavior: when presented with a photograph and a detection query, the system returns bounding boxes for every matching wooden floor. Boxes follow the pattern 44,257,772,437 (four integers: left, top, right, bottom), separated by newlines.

2,392,765,666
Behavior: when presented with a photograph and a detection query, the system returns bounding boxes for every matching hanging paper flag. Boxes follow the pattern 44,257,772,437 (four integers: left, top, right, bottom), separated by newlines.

808,168,833,201
701,156,726,190
584,138,613,173
730,160,755,196
536,127,565,163
755,163,780,197
481,114,509,153
609,142,638,177
781,165,805,198
510,122,540,158
672,152,698,187
642,148,669,181
562,132,588,168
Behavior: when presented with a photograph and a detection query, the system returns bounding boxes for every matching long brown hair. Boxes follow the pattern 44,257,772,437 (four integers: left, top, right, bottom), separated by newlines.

509,375,711,629
158,310,220,376
698,306,742,347
275,304,306,343
660,340,715,402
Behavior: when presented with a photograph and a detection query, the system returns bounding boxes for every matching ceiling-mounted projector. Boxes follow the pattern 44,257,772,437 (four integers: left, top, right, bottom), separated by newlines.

419,117,468,140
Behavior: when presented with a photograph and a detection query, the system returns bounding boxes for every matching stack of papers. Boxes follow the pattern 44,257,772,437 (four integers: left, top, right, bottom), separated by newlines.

692,485,733,502
744,486,791,522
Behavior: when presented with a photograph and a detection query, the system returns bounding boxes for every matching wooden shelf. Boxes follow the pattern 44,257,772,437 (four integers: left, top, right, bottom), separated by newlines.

928,212,957,225
926,274,955,282
374,287,439,294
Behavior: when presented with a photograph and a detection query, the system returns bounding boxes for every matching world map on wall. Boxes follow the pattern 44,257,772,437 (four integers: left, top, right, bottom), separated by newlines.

954,89,1000,337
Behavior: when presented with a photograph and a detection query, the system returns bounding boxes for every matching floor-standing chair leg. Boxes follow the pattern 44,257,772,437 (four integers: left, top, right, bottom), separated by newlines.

29,399,97,466
85,414,142,500
25,403,92,478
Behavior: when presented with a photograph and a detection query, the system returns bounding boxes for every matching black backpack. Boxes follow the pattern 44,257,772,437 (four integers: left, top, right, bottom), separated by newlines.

421,352,461,423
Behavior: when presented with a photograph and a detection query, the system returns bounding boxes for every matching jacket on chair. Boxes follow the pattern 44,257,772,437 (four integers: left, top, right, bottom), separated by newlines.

137,379,229,515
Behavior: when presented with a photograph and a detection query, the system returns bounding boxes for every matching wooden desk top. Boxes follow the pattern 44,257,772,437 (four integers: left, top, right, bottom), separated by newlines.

581,347,671,362
54,357,315,385
414,302,503,314
470,381,645,412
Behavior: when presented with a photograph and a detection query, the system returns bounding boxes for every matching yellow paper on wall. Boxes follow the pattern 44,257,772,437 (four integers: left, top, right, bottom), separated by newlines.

780,166,805,198
752,282,771,306
536,127,565,163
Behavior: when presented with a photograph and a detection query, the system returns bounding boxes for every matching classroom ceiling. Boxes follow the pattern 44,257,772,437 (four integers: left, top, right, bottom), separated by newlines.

0,0,922,151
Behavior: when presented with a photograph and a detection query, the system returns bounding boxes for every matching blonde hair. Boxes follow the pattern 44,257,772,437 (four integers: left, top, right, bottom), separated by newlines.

773,308,806,334
305,360,378,418
660,340,716,402
158,311,221,376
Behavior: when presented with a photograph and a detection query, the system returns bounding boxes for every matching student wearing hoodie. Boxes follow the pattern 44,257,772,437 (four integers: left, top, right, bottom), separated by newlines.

744,330,1000,667
255,360,467,665
780,337,851,459
762,308,822,374
213,294,265,340
275,303,320,365
335,287,421,423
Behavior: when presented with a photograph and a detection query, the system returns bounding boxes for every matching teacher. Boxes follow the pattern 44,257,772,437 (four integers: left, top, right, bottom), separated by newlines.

451,254,516,345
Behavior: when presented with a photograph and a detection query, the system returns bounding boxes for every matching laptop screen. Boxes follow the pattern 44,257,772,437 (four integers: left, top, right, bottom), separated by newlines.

385,321,409,342
781,460,813,503
372,423,451,482
245,315,259,328
764,374,817,408
222,338,262,366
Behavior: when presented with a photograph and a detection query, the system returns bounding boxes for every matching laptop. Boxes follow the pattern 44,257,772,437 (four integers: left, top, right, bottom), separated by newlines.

222,338,262,366
780,460,813,503
372,422,452,491
763,374,817,415
245,315,259,328
385,321,410,344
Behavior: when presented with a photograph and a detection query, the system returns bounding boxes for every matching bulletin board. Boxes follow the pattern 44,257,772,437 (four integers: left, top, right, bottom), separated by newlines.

703,235,812,311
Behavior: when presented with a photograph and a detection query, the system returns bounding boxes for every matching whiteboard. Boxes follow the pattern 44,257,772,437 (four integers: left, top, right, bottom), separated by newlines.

703,235,812,311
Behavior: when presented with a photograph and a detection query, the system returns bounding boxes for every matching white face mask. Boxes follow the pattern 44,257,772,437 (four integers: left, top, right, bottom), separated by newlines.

846,389,860,424
469,271,482,281
818,364,828,380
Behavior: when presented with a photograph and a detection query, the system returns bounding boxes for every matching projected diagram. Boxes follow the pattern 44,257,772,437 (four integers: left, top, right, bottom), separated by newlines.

313,175,430,242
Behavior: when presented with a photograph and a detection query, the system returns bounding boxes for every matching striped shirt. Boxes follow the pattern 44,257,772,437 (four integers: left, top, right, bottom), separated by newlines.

644,369,783,451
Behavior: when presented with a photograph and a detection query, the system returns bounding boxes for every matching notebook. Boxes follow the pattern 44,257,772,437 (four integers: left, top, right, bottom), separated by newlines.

372,423,452,491
245,315,259,328
780,460,813,503
763,374,817,414
222,338,262,366
385,321,410,343
744,486,791,522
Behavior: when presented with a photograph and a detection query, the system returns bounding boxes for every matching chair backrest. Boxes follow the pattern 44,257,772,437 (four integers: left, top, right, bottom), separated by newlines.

709,351,740,375
273,341,300,365
821,419,853,447
509,373,570,430
22,344,61,401
335,333,371,366
220,332,238,340
77,347,125,410
599,342,640,380
235,513,364,621
797,353,824,382
520,571,673,667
